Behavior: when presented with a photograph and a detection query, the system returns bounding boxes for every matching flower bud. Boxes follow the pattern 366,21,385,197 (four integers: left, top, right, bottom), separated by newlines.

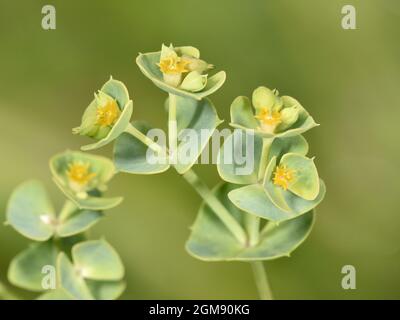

277,105,300,132
73,91,121,140
180,71,207,92
252,86,276,112
158,44,190,87
272,95,283,112
183,55,213,74
163,73,183,87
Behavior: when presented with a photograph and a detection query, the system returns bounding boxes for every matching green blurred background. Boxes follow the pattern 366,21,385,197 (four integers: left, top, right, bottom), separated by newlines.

0,0,399,299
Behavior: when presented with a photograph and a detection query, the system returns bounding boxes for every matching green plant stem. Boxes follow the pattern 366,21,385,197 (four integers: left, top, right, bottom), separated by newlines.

166,93,247,244
125,93,247,244
245,215,260,246
124,123,164,153
168,93,178,164
257,137,273,181
125,92,273,300
0,281,19,300
251,261,273,300
58,199,78,221
182,169,247,245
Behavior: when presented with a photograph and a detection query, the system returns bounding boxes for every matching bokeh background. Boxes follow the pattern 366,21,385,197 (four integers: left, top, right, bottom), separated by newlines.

0,0,399,299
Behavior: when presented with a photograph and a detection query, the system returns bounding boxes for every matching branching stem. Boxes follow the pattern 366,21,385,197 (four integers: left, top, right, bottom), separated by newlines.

124,123,164,153
182,169,247,245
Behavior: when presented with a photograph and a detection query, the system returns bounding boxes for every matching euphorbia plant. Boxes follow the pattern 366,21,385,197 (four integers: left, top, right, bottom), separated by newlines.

1,151,125,300
1,43,325,300
75,44,325,299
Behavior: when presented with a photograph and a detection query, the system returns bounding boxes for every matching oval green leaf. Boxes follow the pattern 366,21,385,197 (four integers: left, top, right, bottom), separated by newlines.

173,96,221,174
217,131,263,185
57,253,93,300
86,280,126,300
230,96,258,130
101,77,130,110
267,135,309,163
72,240,124,281
8,242,58,291
186,183,315,261
114,121,170,174
280,153,320,200
57,210,103,238
228,181,325,222
6,180,55,241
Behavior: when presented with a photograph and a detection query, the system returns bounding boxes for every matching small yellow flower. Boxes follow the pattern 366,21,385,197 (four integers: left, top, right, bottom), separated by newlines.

96,99,121,127
255,107,282,126
158,56,190,74
67,161,96,186
273,164,295,190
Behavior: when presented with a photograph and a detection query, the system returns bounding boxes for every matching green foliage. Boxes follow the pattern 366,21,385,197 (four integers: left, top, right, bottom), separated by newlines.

5,151,125,300
8,242,58,291
6,181,55,241
50,150,123,210
6,180,104,240
172,95,222,174
186,183,315,261
57,240,124,300
114,121,170,174
3,43,325,300
218,135,325,222
114,96,221,175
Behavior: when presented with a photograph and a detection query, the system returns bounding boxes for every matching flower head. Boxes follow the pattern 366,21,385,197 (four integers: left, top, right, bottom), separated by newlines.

157,44,212,90
67,161,96,192
73,78,133,151
230,86,318,138
136,44,226,99
50,151,123,210
252,87,299,134
158,55,190,75
95,95,121,127
272,164,295,190
73,91,121,140
255,108,282,133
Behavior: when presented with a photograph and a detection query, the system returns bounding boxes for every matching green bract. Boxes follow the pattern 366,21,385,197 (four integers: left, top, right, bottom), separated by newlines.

56,240,125,300
73,77,133,151
8,241,59,291
114,121,170,175
15,240,126,300
6,180,103,240
3,45,326,301
218,134,326,221
114,96,221,175
230,87,318,138
50,150,123,210
5,178,125,299
5,176,125,300
171,95,222,174
186,183,315,261
136,44,226,100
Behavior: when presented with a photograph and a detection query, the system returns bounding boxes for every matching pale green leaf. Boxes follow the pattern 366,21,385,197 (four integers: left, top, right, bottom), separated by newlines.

57,253,93,300
186,183,315,261
6,180,55,241
8,242,58,291
72,240,124,281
